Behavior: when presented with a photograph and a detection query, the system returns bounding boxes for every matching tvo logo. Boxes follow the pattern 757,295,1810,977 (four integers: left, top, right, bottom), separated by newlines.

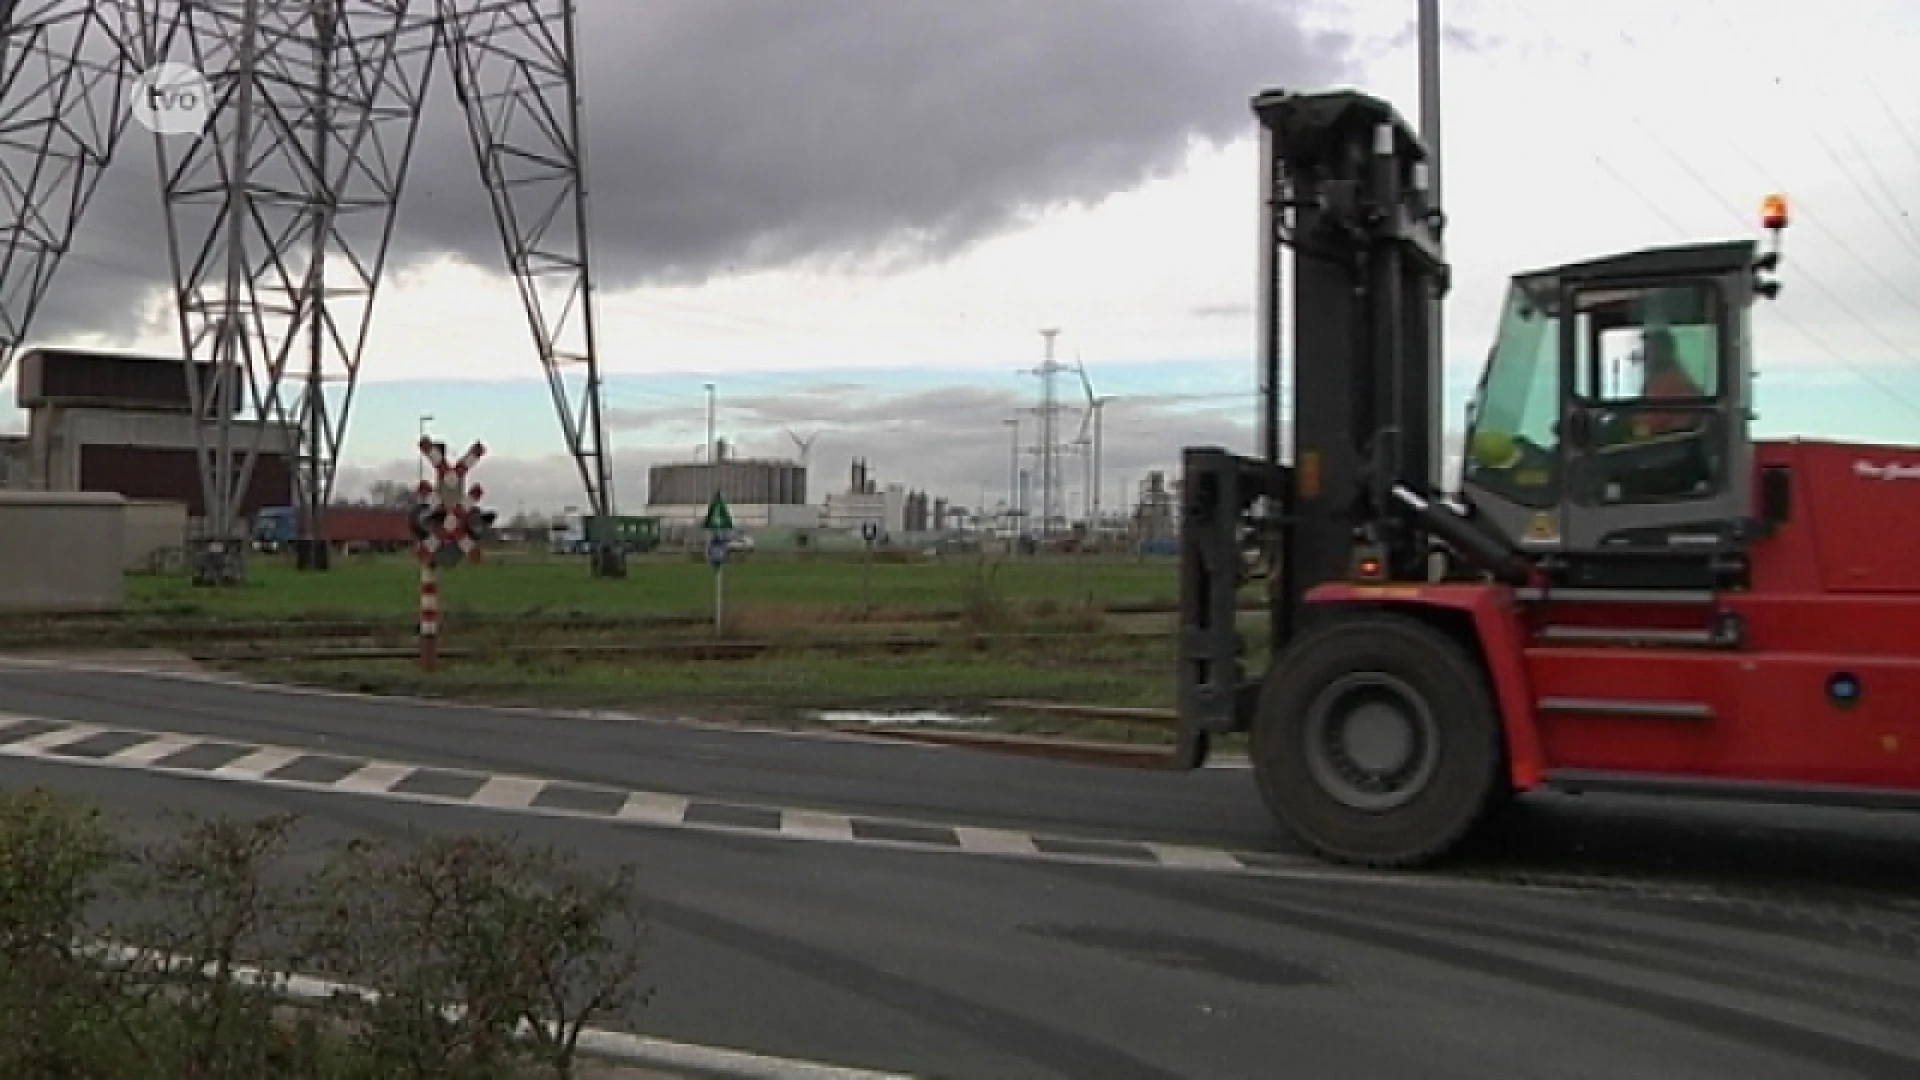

132,62,211,136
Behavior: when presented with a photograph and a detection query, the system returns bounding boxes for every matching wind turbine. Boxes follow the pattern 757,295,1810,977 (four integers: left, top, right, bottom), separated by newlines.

784,426,821,473
1073,356,1114,534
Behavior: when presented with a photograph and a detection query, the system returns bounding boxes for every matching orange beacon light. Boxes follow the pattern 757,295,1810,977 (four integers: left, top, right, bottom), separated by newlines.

1762,193,1789,231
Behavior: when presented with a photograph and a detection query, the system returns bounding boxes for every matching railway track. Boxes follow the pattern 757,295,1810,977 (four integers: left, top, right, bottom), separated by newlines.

187,628,1169,664
0,598,1245,648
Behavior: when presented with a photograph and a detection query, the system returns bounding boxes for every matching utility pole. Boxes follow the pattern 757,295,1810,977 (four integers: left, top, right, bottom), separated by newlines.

1003,416,1020,527
417,414,433,483
1030,328,1064,539
1418,0,1446,488
1090,397,1110,536
706,380,721,461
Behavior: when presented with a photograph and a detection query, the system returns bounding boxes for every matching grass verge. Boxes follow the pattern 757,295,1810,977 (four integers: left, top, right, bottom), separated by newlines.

120,550,1184,621
234,632,1173,716
210,618,1271,751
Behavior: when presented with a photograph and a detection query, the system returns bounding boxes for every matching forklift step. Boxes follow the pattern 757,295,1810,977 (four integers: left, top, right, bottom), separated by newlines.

1537,696,1715,721
1516,587,1716,606
1532,625,1731,648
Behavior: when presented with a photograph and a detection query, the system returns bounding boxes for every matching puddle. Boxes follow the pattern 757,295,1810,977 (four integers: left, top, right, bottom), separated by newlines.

813,709,994,728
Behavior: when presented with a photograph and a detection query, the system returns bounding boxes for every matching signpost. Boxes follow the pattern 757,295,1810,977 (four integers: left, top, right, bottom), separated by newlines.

704,491,733,634
415,436,488,671
861,519,879,615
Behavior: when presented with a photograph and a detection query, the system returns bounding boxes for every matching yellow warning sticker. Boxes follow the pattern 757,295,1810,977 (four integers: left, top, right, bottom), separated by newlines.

1526,513,1559,542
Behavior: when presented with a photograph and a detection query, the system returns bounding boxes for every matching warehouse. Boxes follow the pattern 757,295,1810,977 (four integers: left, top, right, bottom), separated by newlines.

10,346,296,517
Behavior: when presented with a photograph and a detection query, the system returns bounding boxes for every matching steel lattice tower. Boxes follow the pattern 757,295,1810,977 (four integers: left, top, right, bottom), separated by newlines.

436,0,621,578
0,1,145,384
1027,328,1066,539
139,0,440,582
0,0,625,584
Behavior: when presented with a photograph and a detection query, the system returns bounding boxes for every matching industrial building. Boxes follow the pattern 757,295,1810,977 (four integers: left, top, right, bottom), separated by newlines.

821,457,907,535
0,346,299,584
1131,470,1176,545
5,347,296,517
644,441,819,529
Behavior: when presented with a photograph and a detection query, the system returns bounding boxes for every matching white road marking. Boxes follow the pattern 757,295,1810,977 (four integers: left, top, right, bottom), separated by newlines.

2,723,105,754
782,809,856,841
212,747,303,779
0,712,1500,893
471,775,546,809
953,826,1039,856
1146,843,1247,871
618,790,689,825
334,762,415,794
109,736,199,766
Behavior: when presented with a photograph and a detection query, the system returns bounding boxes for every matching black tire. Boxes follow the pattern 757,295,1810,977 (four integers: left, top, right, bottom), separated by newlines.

1252,611,1503,869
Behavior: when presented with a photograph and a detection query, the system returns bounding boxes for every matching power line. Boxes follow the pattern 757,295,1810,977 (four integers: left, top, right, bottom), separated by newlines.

1483,1,1920,420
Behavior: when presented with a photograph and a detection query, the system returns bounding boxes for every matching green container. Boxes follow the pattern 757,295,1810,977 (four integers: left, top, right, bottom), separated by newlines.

587,515,661,554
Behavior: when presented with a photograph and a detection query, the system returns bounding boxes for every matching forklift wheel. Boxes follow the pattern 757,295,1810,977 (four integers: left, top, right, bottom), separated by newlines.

1252,612,1503,869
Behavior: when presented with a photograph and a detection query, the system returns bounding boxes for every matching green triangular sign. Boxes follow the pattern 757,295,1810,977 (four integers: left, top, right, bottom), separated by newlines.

702,491,733,531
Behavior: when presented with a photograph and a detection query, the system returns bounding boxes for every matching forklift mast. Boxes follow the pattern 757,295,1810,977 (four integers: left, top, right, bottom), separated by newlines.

1176,89,1450,766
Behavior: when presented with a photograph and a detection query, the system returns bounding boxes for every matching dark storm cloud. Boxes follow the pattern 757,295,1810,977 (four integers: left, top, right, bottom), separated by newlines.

339,0,1354,288
32,0,1350,344
15,76,178,344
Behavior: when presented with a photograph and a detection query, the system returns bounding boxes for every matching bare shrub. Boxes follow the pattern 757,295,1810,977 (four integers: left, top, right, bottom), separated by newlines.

303,832,651,1079
0,791,652,1080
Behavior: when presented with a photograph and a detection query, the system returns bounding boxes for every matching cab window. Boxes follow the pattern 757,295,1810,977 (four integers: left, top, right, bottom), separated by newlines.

1573,283,1722,404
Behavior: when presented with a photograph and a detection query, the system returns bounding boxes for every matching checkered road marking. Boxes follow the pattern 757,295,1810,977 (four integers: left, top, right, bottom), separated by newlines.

0,712,1309,878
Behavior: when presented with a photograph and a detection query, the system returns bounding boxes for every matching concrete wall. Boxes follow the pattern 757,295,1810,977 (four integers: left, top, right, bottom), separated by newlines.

0,436,28,488
123,499,189,571
0,491,126,612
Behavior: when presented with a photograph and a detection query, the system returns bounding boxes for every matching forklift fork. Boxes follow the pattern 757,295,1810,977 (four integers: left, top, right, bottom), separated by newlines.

1176,447,1287,769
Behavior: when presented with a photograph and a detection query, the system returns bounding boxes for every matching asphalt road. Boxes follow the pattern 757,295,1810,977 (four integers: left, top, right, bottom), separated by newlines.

3,657,1920,1079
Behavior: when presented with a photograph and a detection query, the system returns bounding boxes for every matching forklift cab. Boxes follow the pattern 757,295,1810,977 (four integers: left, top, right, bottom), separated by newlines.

1458,240,1765,586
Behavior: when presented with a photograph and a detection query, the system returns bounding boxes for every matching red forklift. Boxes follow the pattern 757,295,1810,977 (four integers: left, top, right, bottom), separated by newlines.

1174,88,1920,868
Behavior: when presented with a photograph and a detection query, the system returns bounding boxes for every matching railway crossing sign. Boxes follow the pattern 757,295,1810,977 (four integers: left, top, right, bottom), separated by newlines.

416,436,488,570
703,491,733,532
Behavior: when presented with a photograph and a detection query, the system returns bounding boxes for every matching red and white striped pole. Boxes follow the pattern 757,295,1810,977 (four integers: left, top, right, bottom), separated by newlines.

417,437,450,672
418,562,439,671
414,435,485,672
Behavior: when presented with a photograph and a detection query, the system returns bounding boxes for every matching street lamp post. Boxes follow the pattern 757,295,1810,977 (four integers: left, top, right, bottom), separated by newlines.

417,414,433,483
704,383,716,463
1003,417,1019,531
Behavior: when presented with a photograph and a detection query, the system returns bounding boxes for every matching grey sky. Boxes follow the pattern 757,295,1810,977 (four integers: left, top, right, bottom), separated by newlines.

39,0,1352,342
336,375,1471,515
338,381,1266,515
